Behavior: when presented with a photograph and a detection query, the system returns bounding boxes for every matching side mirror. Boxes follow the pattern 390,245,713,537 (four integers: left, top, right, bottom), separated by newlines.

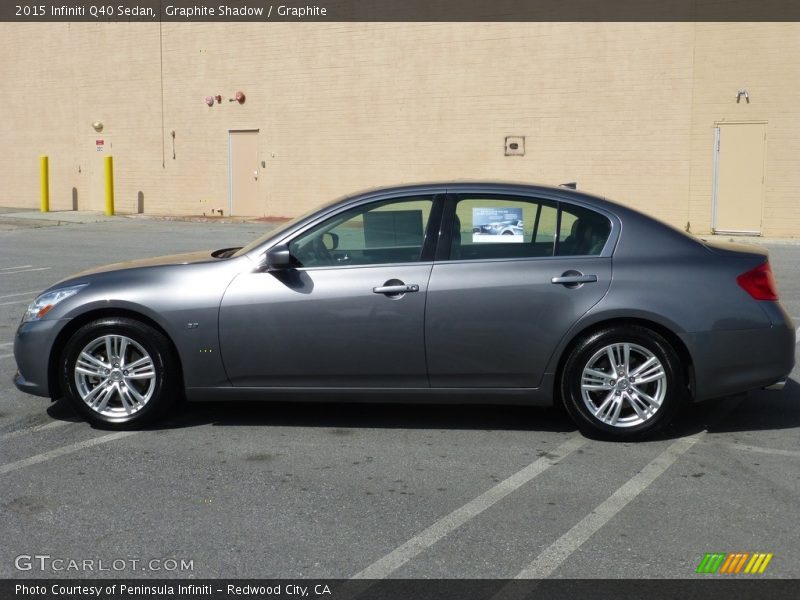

322,232,339,251
263,244,292,271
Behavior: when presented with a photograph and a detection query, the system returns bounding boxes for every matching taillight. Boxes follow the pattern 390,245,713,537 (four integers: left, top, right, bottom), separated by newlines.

737,262,779,301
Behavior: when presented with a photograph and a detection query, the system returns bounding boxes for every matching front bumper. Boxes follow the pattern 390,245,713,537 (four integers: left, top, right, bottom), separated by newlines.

13,318,70,398
14,370,47,397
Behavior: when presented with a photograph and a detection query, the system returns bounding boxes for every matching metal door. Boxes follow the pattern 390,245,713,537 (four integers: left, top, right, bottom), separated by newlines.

228,130,261,216
713,123,766,234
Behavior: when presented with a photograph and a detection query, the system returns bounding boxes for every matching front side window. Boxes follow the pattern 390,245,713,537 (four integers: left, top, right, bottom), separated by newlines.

289,197,434,268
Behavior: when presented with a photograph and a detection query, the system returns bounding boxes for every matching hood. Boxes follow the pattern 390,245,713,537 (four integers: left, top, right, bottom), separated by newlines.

63,250,221,280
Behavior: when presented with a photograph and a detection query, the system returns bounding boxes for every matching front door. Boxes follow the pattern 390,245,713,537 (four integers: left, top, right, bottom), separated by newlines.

713,123,766,234
219,194,440,387
426,193,614,388
228,130,261,216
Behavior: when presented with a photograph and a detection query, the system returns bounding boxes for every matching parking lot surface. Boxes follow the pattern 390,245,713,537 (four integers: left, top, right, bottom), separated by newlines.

1,218,798,579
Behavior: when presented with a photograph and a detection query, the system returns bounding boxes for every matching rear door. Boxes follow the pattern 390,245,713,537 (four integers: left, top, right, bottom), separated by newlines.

425,193,614,388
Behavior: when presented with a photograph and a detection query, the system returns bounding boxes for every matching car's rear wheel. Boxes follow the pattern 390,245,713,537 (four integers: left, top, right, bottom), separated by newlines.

560,325,685,440
61,317,178,428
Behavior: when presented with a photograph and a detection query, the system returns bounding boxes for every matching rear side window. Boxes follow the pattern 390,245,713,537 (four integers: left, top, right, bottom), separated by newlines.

556,205,612,256
449,195,611,260
450,196,558,260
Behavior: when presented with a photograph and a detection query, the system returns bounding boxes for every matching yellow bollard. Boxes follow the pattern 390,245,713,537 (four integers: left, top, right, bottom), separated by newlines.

40,155,49,212
104,156,114,216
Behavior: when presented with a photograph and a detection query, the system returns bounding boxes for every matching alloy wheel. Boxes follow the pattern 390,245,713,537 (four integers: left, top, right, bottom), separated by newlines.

74,334,156,417
579,342,667,428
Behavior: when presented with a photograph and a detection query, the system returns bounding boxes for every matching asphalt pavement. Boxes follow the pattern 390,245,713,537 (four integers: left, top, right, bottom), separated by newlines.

0,217,798,580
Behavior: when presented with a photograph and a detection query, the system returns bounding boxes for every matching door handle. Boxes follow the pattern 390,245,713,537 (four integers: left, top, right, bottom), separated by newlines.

551,274,597,285
373,284,420,294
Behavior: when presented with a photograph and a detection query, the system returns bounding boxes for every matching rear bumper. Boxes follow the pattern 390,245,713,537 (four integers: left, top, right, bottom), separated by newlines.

763,378,786,390
681,319,795,401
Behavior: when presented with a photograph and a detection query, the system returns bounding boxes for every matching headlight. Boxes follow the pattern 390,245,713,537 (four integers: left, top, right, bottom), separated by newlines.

23,284,87,322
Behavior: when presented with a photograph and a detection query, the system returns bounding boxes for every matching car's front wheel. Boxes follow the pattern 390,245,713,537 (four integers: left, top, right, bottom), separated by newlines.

61,317,178,428
560,325,685,440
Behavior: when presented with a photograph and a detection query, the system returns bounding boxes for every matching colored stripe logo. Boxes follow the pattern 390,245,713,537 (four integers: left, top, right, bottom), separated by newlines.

696,552,773,574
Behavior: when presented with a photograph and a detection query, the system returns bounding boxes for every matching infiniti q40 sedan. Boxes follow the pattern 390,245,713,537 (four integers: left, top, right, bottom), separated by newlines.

14,183,795,439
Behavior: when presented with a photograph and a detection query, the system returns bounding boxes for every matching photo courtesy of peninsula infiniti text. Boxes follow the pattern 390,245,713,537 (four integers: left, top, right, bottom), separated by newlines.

13,183,795,440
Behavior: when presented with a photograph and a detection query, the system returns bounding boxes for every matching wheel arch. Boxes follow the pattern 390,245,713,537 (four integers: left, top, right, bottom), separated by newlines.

551,316,696,404
48,308,184,399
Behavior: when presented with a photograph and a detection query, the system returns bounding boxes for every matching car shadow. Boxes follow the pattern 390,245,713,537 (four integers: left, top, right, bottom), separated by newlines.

46,378,800,440
164,401,577,433
46,395,576,433
653,377,800,441
44,399,84,422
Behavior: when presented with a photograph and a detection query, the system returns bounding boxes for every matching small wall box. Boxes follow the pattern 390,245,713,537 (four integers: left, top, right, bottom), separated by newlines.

505,136,525,156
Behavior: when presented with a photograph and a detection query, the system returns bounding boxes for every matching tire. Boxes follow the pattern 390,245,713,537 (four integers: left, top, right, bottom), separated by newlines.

60,317,179,429
560,325,685,440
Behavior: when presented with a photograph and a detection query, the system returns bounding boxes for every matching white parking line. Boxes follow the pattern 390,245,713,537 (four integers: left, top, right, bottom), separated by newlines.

719,441,800,459
0,342,11,347
511,436,699,580
351,435,588,580
0,431,139,476
0,265,32,271
0,420,73,441
0,353,13,360
0,290,38,299
0,267,50,276
0,299,29,306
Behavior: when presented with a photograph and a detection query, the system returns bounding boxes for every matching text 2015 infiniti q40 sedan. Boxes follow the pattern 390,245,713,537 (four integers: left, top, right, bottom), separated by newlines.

14,183,795,439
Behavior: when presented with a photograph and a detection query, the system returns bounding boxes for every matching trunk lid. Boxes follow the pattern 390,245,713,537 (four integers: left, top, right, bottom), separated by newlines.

700,238,768,259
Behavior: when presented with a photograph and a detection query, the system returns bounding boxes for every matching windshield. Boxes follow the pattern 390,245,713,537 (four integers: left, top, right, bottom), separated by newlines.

232,205,326,258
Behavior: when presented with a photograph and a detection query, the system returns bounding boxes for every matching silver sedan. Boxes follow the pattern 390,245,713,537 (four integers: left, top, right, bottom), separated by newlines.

13,183,795,440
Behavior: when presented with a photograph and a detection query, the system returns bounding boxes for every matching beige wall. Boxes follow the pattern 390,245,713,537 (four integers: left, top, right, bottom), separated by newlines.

0,22,797,235
688,23,800,236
